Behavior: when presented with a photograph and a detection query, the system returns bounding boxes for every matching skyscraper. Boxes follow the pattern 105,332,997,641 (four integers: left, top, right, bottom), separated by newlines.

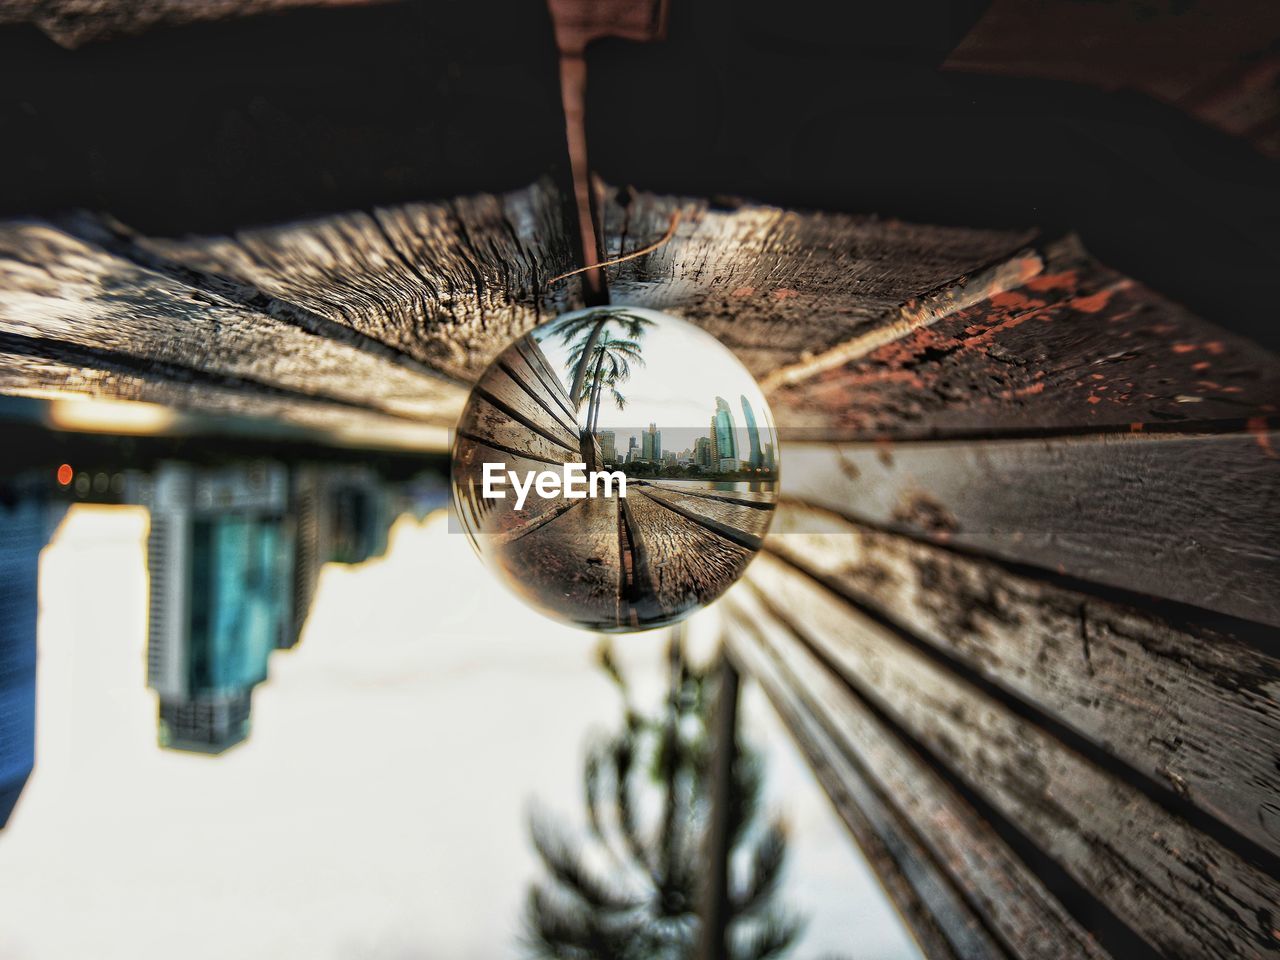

694,436,711,468
642,423,661,462
713,397,737,461
0,483,65,829
600,430,616,463
741,395,763,469
138,462,292,753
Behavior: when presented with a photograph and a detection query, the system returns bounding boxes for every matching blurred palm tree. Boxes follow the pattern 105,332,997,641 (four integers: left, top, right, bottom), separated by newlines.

524,636,803,960
551,308,655,408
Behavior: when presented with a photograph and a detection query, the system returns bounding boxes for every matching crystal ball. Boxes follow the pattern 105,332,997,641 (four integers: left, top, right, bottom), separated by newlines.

451,307,779,632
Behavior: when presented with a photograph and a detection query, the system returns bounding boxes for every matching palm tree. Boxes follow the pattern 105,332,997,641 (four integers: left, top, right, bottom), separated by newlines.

523,636,803,960
551,308,655,408
567,333,644,438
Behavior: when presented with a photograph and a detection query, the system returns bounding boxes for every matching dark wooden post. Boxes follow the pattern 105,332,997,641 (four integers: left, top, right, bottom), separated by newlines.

699,641,740,960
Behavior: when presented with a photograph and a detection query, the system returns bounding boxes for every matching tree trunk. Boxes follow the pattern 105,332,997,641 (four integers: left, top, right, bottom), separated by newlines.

569,317,607,407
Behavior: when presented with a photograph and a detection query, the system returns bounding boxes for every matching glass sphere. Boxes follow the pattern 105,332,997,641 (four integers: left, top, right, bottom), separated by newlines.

451,307,779,632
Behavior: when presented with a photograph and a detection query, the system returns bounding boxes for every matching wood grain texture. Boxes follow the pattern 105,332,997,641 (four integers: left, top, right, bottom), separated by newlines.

768,238,1280,439
622,490,752,622
469,365,580,453
765,501,1280,860
512,335,580,428
781,431,1280,627
724,590,1115,960
495,497,621,630
450,438,577,545
141,181,579,382
0,220,465,423
454,336,583,479
499,346,579,437
599,188,1038,381
722,605,1002,960
640,479,775,506
0,337,447,449
454,394,577,466
633,482,772,548
742,552,1280,960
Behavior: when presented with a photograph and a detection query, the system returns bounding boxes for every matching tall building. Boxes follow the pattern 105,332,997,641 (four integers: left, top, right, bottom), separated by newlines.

0,483,65,829
694,436,711,468
288,465,393,649
713,397,738,461
599,430,616,463
138,462,292,753
627,435,639,463
641,423,661,462
763,442,776,472
741,395,763,469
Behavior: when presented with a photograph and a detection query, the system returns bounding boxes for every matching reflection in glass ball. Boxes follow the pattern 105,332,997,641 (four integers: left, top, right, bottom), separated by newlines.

451,307,779,632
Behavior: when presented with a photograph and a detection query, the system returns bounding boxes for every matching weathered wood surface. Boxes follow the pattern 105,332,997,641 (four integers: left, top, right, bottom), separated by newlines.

468,366,580,454
141,182,578,382
599,189,1040,382
767,238,1280,439
723,606,1007,960
0,337,448,449
724,591,1116,960
623,490,753,622
738,552,1280,959
454,394,577,467
766,501,1280,859
512,336,580,429
640,479,775,506
781,431,1280,627
0,220,465,422
634,483,772,548
452,336,583,540
449,438,577,546
496,496,621,630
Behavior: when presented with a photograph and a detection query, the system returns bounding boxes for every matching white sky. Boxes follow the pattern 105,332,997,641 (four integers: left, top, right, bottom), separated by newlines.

534,308,778,457
0,505,919,960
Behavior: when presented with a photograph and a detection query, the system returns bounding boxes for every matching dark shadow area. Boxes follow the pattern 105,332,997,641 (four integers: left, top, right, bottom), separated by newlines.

0,0,569,233
583,0,1280,349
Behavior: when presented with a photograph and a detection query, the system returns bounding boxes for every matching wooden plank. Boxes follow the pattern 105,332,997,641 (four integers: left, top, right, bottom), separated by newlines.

622,490,752,622
513,335,581,428
743,552,1280,959
453,395,577,466
0,340,448,451
721,604,1004,960
449,438,578,544
470,364,581,452
494,497,621,630
0,221,466,423
634,483,773,547
781,431,1280,626
498,346,580,437
600,189,1039,381
768,239,1280,439
766,501,1280,861
723,592,1115,960
141,182,579,382
640,479,776,506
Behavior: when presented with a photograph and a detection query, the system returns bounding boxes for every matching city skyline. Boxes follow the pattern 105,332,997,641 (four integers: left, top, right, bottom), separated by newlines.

533,307,777,462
